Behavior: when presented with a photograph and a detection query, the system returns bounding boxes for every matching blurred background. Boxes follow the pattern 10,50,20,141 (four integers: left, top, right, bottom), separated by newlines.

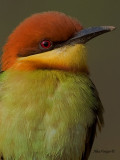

0,0,119,159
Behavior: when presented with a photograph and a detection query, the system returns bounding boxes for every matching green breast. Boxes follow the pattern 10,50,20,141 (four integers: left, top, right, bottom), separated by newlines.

0,70,103,160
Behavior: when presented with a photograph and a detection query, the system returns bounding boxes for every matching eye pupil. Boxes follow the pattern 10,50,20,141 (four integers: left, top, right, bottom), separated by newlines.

40,40,52,49
43,41,49,47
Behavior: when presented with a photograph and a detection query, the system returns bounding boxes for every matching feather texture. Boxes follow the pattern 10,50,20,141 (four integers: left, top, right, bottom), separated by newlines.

0,70,103,160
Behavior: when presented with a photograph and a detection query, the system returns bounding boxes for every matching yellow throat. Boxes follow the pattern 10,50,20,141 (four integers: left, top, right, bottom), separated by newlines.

13,44,89,73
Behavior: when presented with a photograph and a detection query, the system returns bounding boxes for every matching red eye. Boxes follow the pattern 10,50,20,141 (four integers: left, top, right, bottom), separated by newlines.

40,40,52,49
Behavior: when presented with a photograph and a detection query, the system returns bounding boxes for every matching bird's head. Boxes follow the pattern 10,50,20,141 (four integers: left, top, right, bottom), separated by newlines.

1,11,115,73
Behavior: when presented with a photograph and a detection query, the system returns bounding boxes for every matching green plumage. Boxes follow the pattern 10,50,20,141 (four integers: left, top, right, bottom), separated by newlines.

0,70,103,160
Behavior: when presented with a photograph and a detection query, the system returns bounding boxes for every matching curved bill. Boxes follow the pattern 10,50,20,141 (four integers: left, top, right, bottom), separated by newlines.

67,26,115,44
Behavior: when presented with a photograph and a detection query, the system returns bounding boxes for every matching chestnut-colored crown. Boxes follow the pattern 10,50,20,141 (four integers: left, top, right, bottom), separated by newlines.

2,11,83,70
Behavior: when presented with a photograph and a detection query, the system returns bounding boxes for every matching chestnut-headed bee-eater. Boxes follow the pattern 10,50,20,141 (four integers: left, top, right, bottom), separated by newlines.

0,12,115,160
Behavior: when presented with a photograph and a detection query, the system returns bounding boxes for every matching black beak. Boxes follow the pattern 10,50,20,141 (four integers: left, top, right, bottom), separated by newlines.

67,26,115,44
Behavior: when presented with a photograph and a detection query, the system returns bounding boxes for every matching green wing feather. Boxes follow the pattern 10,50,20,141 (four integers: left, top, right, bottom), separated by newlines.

81,81,104,160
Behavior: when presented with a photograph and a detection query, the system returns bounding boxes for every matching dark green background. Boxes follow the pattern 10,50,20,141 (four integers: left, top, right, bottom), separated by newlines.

0,0,119,159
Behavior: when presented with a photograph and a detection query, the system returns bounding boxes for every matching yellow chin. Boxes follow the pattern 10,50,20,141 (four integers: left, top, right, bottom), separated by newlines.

14,44,88,73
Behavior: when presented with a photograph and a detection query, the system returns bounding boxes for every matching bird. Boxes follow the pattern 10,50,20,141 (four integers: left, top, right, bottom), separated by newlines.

0,11,115,160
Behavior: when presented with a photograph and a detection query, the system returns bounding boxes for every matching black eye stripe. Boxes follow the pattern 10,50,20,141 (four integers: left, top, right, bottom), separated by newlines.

17,39,70,57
